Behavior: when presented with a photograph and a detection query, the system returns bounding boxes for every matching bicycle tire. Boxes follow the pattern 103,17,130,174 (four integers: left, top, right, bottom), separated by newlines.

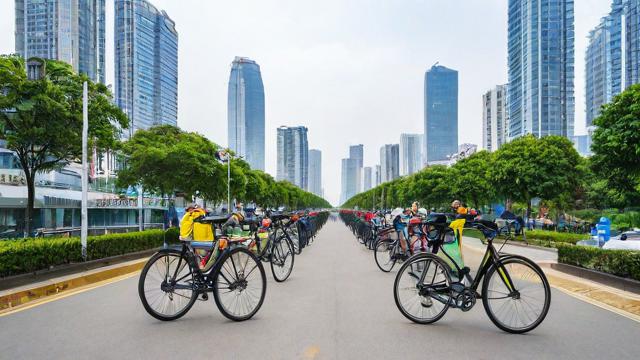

270,237,295,282
138,249,198,321
482,255,551,334
374,239,396,272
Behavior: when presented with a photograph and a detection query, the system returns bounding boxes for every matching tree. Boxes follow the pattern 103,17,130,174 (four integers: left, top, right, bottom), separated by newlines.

0,56,128,235
591,84,640,208
117,125,226,202
492,135,581,216
409,165,453,210
450,150,495,209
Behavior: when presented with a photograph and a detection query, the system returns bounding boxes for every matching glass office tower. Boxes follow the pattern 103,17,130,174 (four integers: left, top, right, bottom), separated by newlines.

399,133,423,176
15,0,105,83
424,64,458,163
276,126,308,190
115,0,178,137
482,85,510,152
308,149,322,196
508,0,575,139
228,57,265,171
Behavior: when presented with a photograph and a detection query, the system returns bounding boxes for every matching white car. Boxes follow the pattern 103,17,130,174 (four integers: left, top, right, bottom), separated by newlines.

602,231,640,251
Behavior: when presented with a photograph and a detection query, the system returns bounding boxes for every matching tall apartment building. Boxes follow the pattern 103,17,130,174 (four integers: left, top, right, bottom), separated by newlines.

363,166,372,191
379,144,399,183
308,149,322,197
340,158,360,204
482,85,509,151
399,134,422,176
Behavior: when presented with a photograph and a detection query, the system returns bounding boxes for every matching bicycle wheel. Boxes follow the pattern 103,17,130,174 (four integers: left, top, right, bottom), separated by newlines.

270,237,295,282
138,250,198,321
213,247,267,321
374,239,396,272
394,253,452,324
482,255,551,334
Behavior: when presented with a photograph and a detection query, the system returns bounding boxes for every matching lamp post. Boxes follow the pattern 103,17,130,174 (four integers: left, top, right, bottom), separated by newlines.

219,149,243,214
81,81,88,260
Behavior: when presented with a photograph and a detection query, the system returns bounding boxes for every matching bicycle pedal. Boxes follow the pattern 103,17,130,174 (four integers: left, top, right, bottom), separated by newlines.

459,267,471,277
199,293,209,301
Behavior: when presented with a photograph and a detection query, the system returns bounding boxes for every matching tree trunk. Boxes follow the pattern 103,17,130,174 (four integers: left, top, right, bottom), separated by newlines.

527,199,532,221
25,174,35,237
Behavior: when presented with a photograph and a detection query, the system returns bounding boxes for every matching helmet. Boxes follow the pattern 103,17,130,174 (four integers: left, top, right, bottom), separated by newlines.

418,208,428,216
390,208,403,218
261,218,272,228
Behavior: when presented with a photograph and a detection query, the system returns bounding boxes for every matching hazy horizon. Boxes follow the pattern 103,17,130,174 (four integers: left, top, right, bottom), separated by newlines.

0,0,611,205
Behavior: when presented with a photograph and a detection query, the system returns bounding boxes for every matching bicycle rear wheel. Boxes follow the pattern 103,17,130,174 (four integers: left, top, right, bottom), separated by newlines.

270,237,295,282
482,256,551,333
138,250,198,321
394,253,452,324
374,240,396,272
213,247,267,321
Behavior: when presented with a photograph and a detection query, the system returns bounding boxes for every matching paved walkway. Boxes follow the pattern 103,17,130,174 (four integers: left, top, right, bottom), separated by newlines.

1,220,639,359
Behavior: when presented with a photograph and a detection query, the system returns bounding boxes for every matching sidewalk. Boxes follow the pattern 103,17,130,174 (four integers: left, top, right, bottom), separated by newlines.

462,236,640,322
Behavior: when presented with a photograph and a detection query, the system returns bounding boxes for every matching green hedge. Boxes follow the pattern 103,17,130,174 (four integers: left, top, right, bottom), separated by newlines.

525,230,589,244
557,244,640,281
0,228,179,277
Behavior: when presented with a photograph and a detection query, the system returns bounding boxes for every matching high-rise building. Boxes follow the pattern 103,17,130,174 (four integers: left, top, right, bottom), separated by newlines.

228,57,265,171
348,144,363,193
363,166,372,191
340,158,360,204
15,0,106,83
115,0,178,137
586,0,640,126
308,149,322,196
508,0,575,139
399,134,422,176
276,126,308,189
374,165,381,187
424,64,458,163
482,85,510,152
380,144,400,183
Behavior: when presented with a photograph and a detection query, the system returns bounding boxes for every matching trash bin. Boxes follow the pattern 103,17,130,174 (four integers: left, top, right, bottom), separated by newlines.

596,217,611,243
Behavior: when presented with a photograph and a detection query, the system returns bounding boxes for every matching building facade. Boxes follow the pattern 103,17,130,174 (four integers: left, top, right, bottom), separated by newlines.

399,134,422,176
308,149,322,197
424,64,458,163
228,57,265,171
115,0,178,137
374,165,381,187
482,85,510,151
276,126,308,189
380,144,400,183
508,0,575,140
363,166,372,191
340,158,360,204
15,0,106,83
348,144,363,193
586,0,640,126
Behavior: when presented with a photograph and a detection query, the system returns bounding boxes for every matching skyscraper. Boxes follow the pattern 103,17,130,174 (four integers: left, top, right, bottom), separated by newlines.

228,57,265,171
508,0,575,139
374,165,381,187
115,0,178,137
348,144,363,193
340,158,360,204
363,166,372,191
399,134,423,176
276,126,308,189
380,144,399,183
482,85,510,152
308,149,322,196
586,0,640,126
424,64,458,163
15,0,106,83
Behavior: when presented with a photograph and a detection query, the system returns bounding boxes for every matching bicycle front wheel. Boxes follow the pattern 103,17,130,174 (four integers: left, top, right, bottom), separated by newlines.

374,240,396,272
394,253,452,324
482,256,551,334
213,247,267,321
270,237,295,282
138,250,198,321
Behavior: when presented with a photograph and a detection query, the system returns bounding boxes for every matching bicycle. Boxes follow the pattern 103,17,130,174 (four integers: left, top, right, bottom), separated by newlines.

245,215,296,282
393,216,551,333
138,216,267,322
374,217,433,272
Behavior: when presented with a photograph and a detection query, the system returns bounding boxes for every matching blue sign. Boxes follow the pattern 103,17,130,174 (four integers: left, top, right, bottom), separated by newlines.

596,217,611,242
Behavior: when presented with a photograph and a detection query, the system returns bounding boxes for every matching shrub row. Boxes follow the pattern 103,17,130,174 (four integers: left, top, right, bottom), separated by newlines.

557,244,640,281
0,228,179,277
524,230,589,244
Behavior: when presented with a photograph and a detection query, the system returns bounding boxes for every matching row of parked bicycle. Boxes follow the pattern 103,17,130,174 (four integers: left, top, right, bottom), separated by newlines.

340,208,551,334
138,210,329,322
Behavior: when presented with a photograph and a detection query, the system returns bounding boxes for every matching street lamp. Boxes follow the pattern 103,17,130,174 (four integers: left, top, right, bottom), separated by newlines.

218,149,243,214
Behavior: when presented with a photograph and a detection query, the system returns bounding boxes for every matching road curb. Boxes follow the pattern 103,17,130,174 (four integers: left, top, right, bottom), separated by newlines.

0,257,149,313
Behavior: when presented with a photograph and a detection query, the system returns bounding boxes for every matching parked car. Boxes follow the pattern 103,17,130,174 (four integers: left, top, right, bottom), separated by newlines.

602,231,640,251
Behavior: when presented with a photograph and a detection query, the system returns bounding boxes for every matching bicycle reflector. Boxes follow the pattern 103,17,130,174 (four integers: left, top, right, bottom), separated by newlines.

218,238,228,250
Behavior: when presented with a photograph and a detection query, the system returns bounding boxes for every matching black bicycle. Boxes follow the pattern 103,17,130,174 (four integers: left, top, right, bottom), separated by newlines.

393,216,550,334
138,216,267,322
246,215,295,283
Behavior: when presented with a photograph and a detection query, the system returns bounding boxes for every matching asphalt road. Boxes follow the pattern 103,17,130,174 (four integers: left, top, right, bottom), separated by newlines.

1,220,639,359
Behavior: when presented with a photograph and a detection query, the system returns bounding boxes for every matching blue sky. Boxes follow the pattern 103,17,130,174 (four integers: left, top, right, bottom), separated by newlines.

0,0,611,205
